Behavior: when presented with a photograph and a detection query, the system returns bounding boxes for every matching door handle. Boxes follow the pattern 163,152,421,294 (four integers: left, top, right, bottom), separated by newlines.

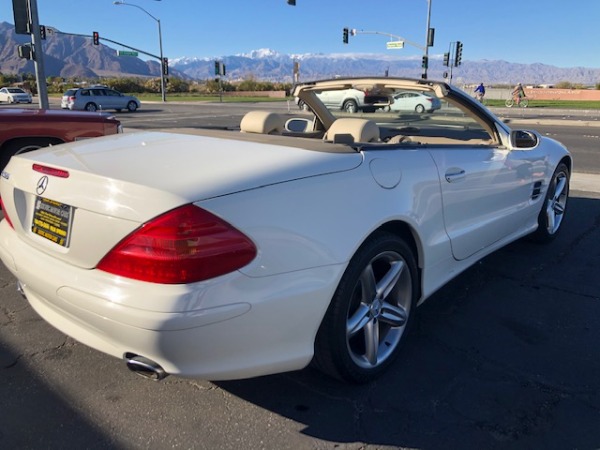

445,168,466,183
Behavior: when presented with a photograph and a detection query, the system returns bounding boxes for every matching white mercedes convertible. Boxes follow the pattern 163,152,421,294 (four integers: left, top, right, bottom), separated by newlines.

0,77,572,383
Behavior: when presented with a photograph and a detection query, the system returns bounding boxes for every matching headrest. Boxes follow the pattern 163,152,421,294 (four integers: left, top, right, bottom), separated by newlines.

240,111,285,134
324,118,379,143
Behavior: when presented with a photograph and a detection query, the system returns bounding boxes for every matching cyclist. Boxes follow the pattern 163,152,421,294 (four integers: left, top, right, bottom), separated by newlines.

474,83,486,103
512,83,526,106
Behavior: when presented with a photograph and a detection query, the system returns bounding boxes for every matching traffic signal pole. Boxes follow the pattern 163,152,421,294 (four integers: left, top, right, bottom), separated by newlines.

19,0,49,109
422,0,432,79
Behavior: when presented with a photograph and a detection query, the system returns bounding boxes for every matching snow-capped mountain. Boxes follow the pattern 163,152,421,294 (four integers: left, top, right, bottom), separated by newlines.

169,48,600,85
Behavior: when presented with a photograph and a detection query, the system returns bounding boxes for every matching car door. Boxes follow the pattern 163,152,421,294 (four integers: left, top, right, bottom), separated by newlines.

421,102,541,261
104,89,124,110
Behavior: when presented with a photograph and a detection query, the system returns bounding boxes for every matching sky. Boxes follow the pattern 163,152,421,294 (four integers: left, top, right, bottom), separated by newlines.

1,0,599,68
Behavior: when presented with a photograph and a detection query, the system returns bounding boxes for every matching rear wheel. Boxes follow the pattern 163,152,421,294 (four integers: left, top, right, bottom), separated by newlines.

85,102,98,112
505,98,514,107
313,231,418,383
343,99,358,114
0,138,62,171
530,162,569,243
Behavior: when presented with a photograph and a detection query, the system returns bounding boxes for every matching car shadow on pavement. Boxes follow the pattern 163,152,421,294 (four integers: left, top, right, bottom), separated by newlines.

215,194,600,449
0,337,117,448
0,194,597,449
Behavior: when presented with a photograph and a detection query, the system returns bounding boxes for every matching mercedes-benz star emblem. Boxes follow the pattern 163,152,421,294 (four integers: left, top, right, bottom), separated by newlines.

36,176,49,196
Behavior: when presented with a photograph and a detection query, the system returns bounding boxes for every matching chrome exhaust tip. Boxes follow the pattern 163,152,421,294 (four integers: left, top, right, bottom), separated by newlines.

124,353,168,381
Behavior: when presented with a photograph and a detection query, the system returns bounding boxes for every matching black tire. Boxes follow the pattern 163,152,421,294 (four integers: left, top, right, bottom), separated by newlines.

343,99,358,114
415,104,425,113
127,101,138,112
0,138,61,171
530,162,570,243
313,231,418,383
85,102,98,112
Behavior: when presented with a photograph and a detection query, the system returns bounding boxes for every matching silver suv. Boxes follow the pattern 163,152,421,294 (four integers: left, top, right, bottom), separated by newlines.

61,87,141,112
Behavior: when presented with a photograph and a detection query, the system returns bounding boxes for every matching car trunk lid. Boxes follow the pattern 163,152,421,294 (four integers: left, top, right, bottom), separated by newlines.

0,131,362,268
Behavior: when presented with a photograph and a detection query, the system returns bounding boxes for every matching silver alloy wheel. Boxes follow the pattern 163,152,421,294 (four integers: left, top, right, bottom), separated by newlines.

415,104,425,113
544,169,568,235
346,250,412,369
85,103,98,112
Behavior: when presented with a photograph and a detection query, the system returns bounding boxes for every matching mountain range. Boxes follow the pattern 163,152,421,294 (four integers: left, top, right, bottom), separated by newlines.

1,22,600,85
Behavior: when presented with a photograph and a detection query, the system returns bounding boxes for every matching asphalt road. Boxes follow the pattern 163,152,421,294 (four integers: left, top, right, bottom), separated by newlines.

1,102,599,450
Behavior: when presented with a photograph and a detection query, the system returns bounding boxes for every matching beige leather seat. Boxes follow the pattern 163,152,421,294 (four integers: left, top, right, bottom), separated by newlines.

324,118,380,144
240,111,285,135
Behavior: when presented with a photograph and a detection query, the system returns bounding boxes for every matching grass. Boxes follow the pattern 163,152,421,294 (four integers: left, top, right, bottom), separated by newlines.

484,99,600,109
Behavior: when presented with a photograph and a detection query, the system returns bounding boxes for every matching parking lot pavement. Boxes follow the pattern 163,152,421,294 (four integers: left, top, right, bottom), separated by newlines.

0,188,598,449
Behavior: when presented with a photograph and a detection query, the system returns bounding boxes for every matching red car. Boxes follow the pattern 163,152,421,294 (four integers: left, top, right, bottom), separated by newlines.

0,108,122,170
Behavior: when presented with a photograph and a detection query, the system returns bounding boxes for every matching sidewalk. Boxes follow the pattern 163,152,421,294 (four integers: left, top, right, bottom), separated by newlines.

488,106,600,127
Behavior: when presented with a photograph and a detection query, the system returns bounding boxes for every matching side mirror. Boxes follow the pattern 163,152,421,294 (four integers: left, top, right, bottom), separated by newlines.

510,130,538,149
285,118,312,133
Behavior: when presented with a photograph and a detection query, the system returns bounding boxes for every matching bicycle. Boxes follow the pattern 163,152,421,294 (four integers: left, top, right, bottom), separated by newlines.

505,96,529,108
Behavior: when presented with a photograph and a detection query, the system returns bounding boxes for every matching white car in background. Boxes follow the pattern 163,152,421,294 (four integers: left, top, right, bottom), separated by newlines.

298,88,390,113
61,87,140,112
0,77,572,384
389,90,442,113
0,87,32,104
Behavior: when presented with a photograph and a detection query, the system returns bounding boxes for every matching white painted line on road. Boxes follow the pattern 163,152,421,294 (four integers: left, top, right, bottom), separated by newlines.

572,172,600,193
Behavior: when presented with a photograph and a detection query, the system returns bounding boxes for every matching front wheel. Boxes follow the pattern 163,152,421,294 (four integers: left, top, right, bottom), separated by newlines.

520,98,529,108
343,99,358,114
127,101,138,112
415,104,425,113
530,163,570,243
313,231,418,383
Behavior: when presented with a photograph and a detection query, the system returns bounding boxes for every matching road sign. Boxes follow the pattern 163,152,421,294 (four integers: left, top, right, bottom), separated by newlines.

117,50,139,57
386,41,404,49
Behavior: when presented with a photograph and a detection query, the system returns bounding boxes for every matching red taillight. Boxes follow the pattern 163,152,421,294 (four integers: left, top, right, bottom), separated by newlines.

0,197,14,229
33,164,70,178
97,204,257,284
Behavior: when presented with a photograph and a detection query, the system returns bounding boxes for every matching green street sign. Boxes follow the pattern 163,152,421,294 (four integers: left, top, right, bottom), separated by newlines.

386,41,404,49
117,50,139,57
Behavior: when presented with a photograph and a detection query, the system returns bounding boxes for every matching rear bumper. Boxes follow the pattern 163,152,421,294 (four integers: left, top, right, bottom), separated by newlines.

0,220,340,380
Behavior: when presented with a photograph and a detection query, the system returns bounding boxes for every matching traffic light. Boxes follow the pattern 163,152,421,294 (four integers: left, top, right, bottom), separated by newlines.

92,31,99,45
214,61,220,75
455,41,463,66
162,57,169,76
343,27,349,44
427,27,435,47
39,25,46,40
421,55,428,69
443,52,450,67
17,44,33,60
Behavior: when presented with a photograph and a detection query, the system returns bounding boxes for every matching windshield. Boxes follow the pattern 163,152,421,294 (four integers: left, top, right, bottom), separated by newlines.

297,82,494,145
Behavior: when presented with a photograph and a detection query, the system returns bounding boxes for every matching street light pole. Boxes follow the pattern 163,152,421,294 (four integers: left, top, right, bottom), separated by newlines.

113,1,166,102
423,0,432,79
